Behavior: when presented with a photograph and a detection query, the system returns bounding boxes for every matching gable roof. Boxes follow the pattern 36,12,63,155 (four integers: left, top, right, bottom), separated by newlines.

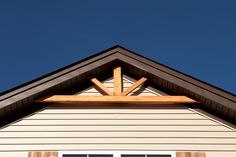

0,45,235,127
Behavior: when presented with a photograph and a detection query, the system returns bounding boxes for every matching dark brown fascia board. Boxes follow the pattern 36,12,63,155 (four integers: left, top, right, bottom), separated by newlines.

0,53,121,109
115,46,236,102
115,52,236,110
0,46,121,101
0,45,235,111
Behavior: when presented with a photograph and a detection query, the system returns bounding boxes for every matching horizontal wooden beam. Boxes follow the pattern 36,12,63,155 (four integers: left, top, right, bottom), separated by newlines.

37,95,198,104
122,77,147,96
91,78,113,96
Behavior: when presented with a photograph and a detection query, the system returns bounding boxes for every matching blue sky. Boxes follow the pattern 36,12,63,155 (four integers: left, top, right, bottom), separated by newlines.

0,0,235,94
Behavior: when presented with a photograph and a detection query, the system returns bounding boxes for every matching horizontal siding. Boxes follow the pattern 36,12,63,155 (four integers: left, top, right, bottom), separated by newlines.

1,125,228,131
0,77,235,155
38,109,193,114
23,113,206,120
0,152,28,157
1,137,236,144
11,119,218,125
0,144,236,151
1,131,236,138
0,108,236,152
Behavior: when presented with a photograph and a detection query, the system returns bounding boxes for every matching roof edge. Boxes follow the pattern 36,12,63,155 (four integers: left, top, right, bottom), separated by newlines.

0,45,122,98
1,45,235,102
116,46,236,99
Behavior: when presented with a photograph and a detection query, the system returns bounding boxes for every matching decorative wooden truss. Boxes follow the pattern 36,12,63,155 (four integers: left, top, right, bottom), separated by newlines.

37,67,197,104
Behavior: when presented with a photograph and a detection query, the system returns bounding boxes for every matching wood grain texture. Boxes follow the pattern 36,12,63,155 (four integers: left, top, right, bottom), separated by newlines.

176,152,206,157
37,95,198,104
122,77,147,96
113,66,122,95
28,151,58,157
91,78,113,96
195,152,206,157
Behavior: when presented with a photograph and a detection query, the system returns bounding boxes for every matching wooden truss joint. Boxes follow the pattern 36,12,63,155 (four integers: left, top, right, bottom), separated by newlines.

37,66,198,105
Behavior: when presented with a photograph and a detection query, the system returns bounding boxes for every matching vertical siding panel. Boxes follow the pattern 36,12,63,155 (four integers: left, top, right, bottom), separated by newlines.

221,106,229,122
233,113,236,122
209,101,217,115
228,109,235,120
177,86,184,95
0,107,6,123
205,99,211,111
216,103,223,115
167,82,173,94
171,84,178,94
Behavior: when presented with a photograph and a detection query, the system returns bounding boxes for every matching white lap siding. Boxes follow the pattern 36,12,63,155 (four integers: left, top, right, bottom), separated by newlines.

0,108,235,157
0,77,235,157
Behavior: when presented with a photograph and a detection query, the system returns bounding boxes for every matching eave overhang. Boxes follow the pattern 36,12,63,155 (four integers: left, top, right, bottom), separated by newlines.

0,45,235,126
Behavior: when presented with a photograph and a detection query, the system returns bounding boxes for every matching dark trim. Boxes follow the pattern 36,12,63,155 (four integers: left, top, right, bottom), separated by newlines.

116,46,236,100
0,45,121,101
115,54,235,110
0,45,235,126
0,53,120,108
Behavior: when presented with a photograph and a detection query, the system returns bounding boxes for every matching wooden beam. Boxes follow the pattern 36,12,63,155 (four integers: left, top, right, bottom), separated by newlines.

122,77,147,96
113,66,122,95
91,78,113,96
37,95,198,104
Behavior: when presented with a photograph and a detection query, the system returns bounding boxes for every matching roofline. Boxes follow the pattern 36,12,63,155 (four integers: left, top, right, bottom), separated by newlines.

117,46,236,97
0,45,235,126
0,45,121,98
0,45,235,102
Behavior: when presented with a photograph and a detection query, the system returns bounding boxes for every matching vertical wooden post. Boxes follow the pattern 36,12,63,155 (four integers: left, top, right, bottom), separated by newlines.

113,66,122,95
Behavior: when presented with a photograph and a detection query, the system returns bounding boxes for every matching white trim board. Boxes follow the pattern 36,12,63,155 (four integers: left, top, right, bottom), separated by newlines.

59,151,176,157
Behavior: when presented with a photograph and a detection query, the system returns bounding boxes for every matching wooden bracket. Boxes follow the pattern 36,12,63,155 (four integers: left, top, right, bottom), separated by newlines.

37,66,198,105
91,78,113,96
113,66,122,95
122,77,147,96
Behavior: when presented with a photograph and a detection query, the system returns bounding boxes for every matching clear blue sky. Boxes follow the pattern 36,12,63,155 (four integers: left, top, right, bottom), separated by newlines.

0,0,235,94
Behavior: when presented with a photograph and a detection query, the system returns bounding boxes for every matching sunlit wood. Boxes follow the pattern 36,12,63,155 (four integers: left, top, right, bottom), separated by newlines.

122,77,147,96
91,78,113,95
176,152,206,157
113,66,122,95
37,95,198,104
